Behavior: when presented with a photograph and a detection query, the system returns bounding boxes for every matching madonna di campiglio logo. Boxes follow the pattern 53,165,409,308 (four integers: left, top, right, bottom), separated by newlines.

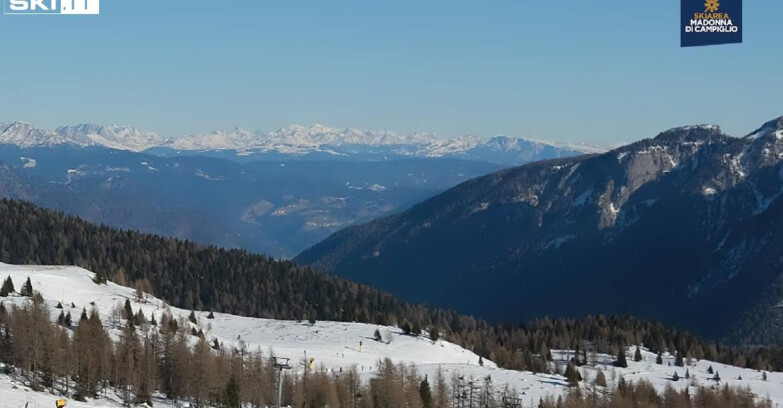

681,0,742,47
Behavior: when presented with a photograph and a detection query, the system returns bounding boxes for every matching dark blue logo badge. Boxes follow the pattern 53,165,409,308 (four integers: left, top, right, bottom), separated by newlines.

681,0,742,47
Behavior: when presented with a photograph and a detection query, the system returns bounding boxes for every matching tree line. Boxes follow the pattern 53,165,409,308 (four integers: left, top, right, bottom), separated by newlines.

1,198,782,375
0,292,775,408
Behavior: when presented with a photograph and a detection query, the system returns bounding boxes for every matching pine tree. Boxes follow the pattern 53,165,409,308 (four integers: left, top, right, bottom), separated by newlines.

574,343,581,365
64,311,72,327
707,365,714,374
478,356,484,367
188,310,197,324
594,370,607,387
675,350,684,367
412,321,422,336
685,369,690,379
57,310,65,326
634,346,642,362
0,276,14,296
419,376,433,408
615,348,628,368
564,362,582,386
713,371,720,382
430,327,440,341
374,328,382,342
124,299,134,324
656,352,663,365
762,372,767,381
223,374,240,408
20,277,33,297
401,321,412,335
207,311,215,319
672,372,679,381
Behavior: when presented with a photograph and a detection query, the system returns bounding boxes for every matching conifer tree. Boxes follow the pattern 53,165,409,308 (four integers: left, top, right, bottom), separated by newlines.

675,350,684,367
656,352,663,365
634,346,642,362
594,370,607,387
707,365,714,374
224,374,240,408
20,277,33,297
189,310,197,324
615,348,628,368
574,343,581,365
419,376,433,408
374,329,382,342
430,327,440,341
713,371,720,382
0,276,14,296
564,362,582,386
412,321,422,336
672,372,679,381
124,299,134,323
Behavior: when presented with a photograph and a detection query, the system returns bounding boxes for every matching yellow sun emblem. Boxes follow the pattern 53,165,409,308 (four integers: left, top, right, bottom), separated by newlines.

704,0,720,12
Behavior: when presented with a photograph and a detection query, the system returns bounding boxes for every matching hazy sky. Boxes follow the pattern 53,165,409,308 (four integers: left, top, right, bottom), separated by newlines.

0,0,781,145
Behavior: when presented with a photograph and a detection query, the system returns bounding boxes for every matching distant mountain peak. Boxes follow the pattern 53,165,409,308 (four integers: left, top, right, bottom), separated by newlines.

645,124,728,147
745,116,783,141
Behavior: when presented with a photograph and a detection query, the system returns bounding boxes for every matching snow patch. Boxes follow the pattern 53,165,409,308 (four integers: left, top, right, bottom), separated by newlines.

19,157,36,168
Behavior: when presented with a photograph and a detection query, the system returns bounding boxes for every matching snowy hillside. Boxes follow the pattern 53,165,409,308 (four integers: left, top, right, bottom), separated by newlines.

1,262,782,408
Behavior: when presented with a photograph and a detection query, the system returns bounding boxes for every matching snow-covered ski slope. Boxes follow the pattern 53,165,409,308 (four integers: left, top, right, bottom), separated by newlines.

1,262,783,408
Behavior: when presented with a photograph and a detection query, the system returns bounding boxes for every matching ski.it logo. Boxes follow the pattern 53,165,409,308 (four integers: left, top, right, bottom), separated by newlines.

4,0,99,14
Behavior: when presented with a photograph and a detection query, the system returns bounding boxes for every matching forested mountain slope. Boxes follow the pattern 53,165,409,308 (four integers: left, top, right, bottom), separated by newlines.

297,117,783,345
2,198,781,372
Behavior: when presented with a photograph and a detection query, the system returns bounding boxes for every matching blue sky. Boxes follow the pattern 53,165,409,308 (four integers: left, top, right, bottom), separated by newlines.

0,0,780,144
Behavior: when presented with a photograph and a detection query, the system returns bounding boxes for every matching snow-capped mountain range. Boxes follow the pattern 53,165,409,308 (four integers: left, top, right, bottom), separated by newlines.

0,122,165,152
0,121,603,164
